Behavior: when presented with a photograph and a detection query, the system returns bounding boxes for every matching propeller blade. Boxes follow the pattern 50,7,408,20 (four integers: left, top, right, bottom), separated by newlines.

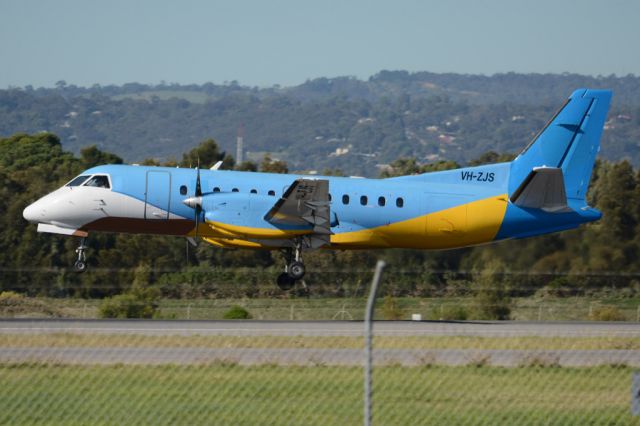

194,164,202,237
195,164,202,197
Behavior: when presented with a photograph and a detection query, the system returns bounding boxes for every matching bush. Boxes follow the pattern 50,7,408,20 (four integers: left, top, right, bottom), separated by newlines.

381,295,404,320
223,305,252,319
99,294,157,319
472,260,511,320
438,305,469,321
0,291,62,317
589,306,626,321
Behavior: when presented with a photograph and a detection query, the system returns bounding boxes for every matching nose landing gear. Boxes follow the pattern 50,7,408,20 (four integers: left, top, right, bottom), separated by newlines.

276,243,306,291
74,237,88,273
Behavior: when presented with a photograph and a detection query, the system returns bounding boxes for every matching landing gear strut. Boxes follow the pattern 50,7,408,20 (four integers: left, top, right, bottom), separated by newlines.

276,242,306,290
74,237,88,273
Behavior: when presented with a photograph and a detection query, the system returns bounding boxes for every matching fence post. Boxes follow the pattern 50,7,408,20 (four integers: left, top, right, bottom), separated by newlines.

364,260,385,426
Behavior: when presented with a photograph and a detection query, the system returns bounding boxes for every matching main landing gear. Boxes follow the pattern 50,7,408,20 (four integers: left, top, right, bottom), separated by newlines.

276,244,306,291
74,237,88,273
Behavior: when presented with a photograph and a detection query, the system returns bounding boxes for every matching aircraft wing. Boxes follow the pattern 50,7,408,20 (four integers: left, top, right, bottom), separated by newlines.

264,178,332,236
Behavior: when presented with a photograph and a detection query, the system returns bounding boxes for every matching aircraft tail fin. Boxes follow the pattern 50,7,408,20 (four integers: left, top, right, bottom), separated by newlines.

509,89,612,202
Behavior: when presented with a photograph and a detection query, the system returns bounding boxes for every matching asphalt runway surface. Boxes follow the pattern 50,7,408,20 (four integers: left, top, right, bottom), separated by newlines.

1,320,639,367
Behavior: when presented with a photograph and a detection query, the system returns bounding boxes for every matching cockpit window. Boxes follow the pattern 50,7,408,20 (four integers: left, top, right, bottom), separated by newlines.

83,175,110,189
66,175,91,187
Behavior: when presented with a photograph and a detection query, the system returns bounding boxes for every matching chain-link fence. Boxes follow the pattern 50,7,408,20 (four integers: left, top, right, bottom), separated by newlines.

1,314,639,423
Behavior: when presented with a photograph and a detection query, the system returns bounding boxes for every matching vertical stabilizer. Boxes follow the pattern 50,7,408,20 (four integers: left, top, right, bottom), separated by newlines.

509,89,612,202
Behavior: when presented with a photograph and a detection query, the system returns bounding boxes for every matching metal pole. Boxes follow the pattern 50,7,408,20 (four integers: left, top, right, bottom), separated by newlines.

365,260,385,426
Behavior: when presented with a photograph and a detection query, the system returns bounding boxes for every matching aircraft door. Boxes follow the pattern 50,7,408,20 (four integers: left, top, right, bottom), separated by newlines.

145,171,171,219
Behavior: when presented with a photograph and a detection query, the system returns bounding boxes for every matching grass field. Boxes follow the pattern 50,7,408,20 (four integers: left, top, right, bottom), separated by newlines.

0,363,633,425
4,295,639,321
2,333,639,351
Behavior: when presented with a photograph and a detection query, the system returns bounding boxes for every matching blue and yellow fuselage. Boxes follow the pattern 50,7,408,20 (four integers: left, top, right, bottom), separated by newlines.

23,88,611,253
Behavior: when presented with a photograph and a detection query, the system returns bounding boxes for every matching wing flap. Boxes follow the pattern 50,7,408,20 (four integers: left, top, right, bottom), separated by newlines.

264,179,333,236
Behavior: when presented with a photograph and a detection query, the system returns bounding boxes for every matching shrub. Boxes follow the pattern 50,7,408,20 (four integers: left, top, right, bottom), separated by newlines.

472,260,511,320
223,305,252,319
381,295,404,320
439,305,469,321
0,291,62,317
99,294,157,319
589,306,626,321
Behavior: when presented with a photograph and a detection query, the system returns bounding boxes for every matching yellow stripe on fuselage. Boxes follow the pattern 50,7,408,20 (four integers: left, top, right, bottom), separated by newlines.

330,194,509,249
195,194,509,250
202,221,309,239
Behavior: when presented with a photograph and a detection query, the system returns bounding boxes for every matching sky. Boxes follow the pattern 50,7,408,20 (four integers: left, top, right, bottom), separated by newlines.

1,0,639,88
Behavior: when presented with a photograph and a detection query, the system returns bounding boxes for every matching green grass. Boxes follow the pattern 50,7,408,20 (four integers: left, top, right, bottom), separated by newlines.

0,363,633,425
3,296,640,321
2,333,639,351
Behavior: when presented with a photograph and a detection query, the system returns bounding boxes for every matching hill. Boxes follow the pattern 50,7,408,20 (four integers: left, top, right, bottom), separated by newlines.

1,72,639,176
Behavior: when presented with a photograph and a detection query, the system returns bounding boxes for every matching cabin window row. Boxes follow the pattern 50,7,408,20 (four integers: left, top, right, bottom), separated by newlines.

179,186,404,208
337,194,404,208
211,187,276,196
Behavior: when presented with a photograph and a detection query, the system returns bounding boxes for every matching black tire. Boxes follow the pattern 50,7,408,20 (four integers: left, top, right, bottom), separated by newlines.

287,261,306,280
74,260,87,273
276,272,296,291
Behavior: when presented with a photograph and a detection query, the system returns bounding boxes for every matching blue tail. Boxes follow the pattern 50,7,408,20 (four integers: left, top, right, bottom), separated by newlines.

509,89,612,203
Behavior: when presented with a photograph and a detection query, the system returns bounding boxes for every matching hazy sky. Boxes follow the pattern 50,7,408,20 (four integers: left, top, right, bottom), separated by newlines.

1,0,638,88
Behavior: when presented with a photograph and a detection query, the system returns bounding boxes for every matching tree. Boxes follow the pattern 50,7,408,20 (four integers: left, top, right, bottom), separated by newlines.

180,139,234,169
468,151,516,166
80,145,123,168
235,161,258,172
260,154,288,174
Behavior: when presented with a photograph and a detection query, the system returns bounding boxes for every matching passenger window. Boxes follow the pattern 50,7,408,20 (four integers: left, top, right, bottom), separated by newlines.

213,187,220,192
268,190,276,196
360,195,368,206
83,175,110,189
180,185,188,195
232,188,239,193
342,194,350,205
66,175,91,187
378,196,386,207
396,197,404,208
250,189,257,194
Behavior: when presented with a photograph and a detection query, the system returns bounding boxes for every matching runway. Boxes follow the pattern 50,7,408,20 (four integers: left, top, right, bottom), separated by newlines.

1,319,638,337
1,320,639,367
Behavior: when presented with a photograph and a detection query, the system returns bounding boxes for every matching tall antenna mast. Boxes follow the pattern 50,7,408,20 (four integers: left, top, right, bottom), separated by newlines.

236,124,244,164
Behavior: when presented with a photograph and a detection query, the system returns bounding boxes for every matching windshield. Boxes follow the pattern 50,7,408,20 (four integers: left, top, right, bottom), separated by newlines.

83,175,111,189
66,175,91,187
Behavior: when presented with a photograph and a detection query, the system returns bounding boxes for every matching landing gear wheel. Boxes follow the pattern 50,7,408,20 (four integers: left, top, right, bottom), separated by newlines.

73,260,87,273
287,261,306,280
277,273,296,291
73,237,89,273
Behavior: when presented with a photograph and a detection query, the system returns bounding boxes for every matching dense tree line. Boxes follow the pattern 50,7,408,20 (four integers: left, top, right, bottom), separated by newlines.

1,133,638,301
1,73,639,177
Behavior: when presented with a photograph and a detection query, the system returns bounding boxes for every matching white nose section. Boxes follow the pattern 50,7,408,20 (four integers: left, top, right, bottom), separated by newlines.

23,201,45,223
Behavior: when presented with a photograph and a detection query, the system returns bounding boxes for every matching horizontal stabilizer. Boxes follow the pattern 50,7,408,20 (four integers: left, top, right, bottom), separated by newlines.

509,167,570,213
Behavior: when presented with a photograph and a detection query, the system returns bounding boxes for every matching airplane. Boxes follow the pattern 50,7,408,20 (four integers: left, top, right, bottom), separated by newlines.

23,89,611,290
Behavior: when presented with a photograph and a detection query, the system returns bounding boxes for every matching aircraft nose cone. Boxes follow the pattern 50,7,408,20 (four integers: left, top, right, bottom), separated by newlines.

23,201,45,223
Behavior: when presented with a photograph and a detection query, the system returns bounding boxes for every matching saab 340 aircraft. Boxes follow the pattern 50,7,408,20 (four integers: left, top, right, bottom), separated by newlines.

23,89,611,289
